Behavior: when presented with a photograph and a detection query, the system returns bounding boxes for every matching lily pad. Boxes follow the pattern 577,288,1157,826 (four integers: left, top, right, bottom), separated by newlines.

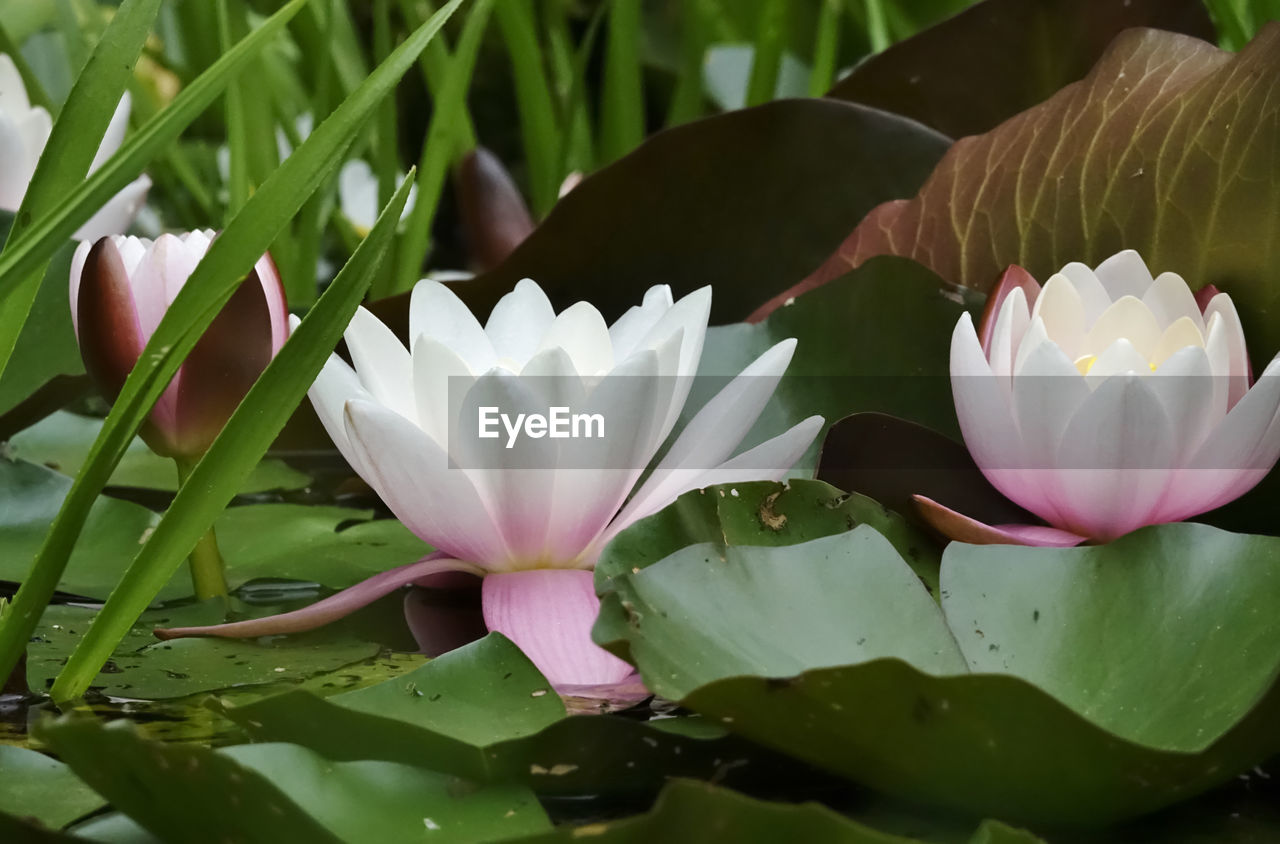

828,0,1214,138
28,603,380,700
504,779,1044,844
597,519,1280,824
224,633,818,797
778,25,1280,363
593,478,942,600
0,746,106,829
35,718,550,843
0,461,424,600
370,99,951,327
0,456,159,597
8,411,310,493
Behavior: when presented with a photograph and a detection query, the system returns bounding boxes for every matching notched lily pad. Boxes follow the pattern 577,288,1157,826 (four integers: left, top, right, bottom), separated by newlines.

598,514,1280,825
28,603,380,700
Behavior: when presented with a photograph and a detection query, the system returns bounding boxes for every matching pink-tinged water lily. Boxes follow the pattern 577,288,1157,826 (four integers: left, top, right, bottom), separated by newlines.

0,54,150,239
158,279,823,687
70,231,289,460
922,250,1280,546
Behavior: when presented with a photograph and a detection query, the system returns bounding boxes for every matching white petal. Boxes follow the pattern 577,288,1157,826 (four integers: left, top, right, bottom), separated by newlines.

344,306,415,422
1084,338,1151,388
599,415,824,549
307,354,371,457
536,301,614,376
409,279,496,373
1165,358,1280,519
412,335,475,448
338,159,379,231
0,54,31,111
1083,295,1161,361
1150,316,1205,368
0,111,36,209
89,92,131,172
1058,263,1112,323
1093,249,1154,300
1053,375,1175,540
613,338,797,529
485,278,556,365
1142,271,1204,333
74,174,150,241
609,284,674,360
344,398,510,567
1010,331,1089,525
989,285,1030,381
1149,345,1220,459
1202,293,1249,406
627,286,711,442
1030,273,1087,359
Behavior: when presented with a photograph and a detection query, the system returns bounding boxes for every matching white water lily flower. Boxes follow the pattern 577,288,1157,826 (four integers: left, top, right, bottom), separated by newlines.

160,279,822,686
0,55,150,239
928,250,1280,546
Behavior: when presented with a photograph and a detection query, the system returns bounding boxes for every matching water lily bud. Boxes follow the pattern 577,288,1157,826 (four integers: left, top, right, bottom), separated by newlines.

70,231,288,459
945,249,1280,544
0,54,150,240
455,146,535,271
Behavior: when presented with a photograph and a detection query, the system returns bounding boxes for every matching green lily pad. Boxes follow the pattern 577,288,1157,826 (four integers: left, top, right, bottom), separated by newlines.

0,458,424,600
212,503,429,590
689,257,981,469
28,603,380,700
504,779,1044,844
594,479,942,606
8,411,310,493
0,456,159,596
828,0,1214,138
0,746,106,829
35,718,550,844
224,633,816,797
597,515,1280,825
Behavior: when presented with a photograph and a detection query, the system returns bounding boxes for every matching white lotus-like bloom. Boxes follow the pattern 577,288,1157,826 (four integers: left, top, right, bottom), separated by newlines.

0,55,150,239
939,250,1280,545
158,279,822,687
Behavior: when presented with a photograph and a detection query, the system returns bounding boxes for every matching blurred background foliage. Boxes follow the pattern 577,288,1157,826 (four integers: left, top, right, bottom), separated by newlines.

0,0,1273,307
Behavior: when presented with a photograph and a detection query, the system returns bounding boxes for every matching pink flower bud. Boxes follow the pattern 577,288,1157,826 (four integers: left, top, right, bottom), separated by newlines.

70,231,288,459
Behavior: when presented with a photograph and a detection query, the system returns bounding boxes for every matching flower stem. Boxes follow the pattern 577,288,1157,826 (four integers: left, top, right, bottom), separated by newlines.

174,458,230,600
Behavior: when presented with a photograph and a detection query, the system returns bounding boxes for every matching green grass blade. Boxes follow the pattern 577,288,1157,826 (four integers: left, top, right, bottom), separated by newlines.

0,0,310,313
218,0,251,218
745,0,787,107
599,0,644,164
666,0,711,128
0,0,466,691
389,0,493,297
862,0,891,53
0,0,160,398
50,175,416,703
809,0,841,96
494,0,561,216
399,0,478,150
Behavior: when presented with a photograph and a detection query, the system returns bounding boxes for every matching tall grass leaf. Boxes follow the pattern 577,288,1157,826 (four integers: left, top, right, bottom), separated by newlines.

495,0,561,216
50,175,415,702
600,0,644,164
745,0,787,107
390,0,494,297
809,0,841,96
